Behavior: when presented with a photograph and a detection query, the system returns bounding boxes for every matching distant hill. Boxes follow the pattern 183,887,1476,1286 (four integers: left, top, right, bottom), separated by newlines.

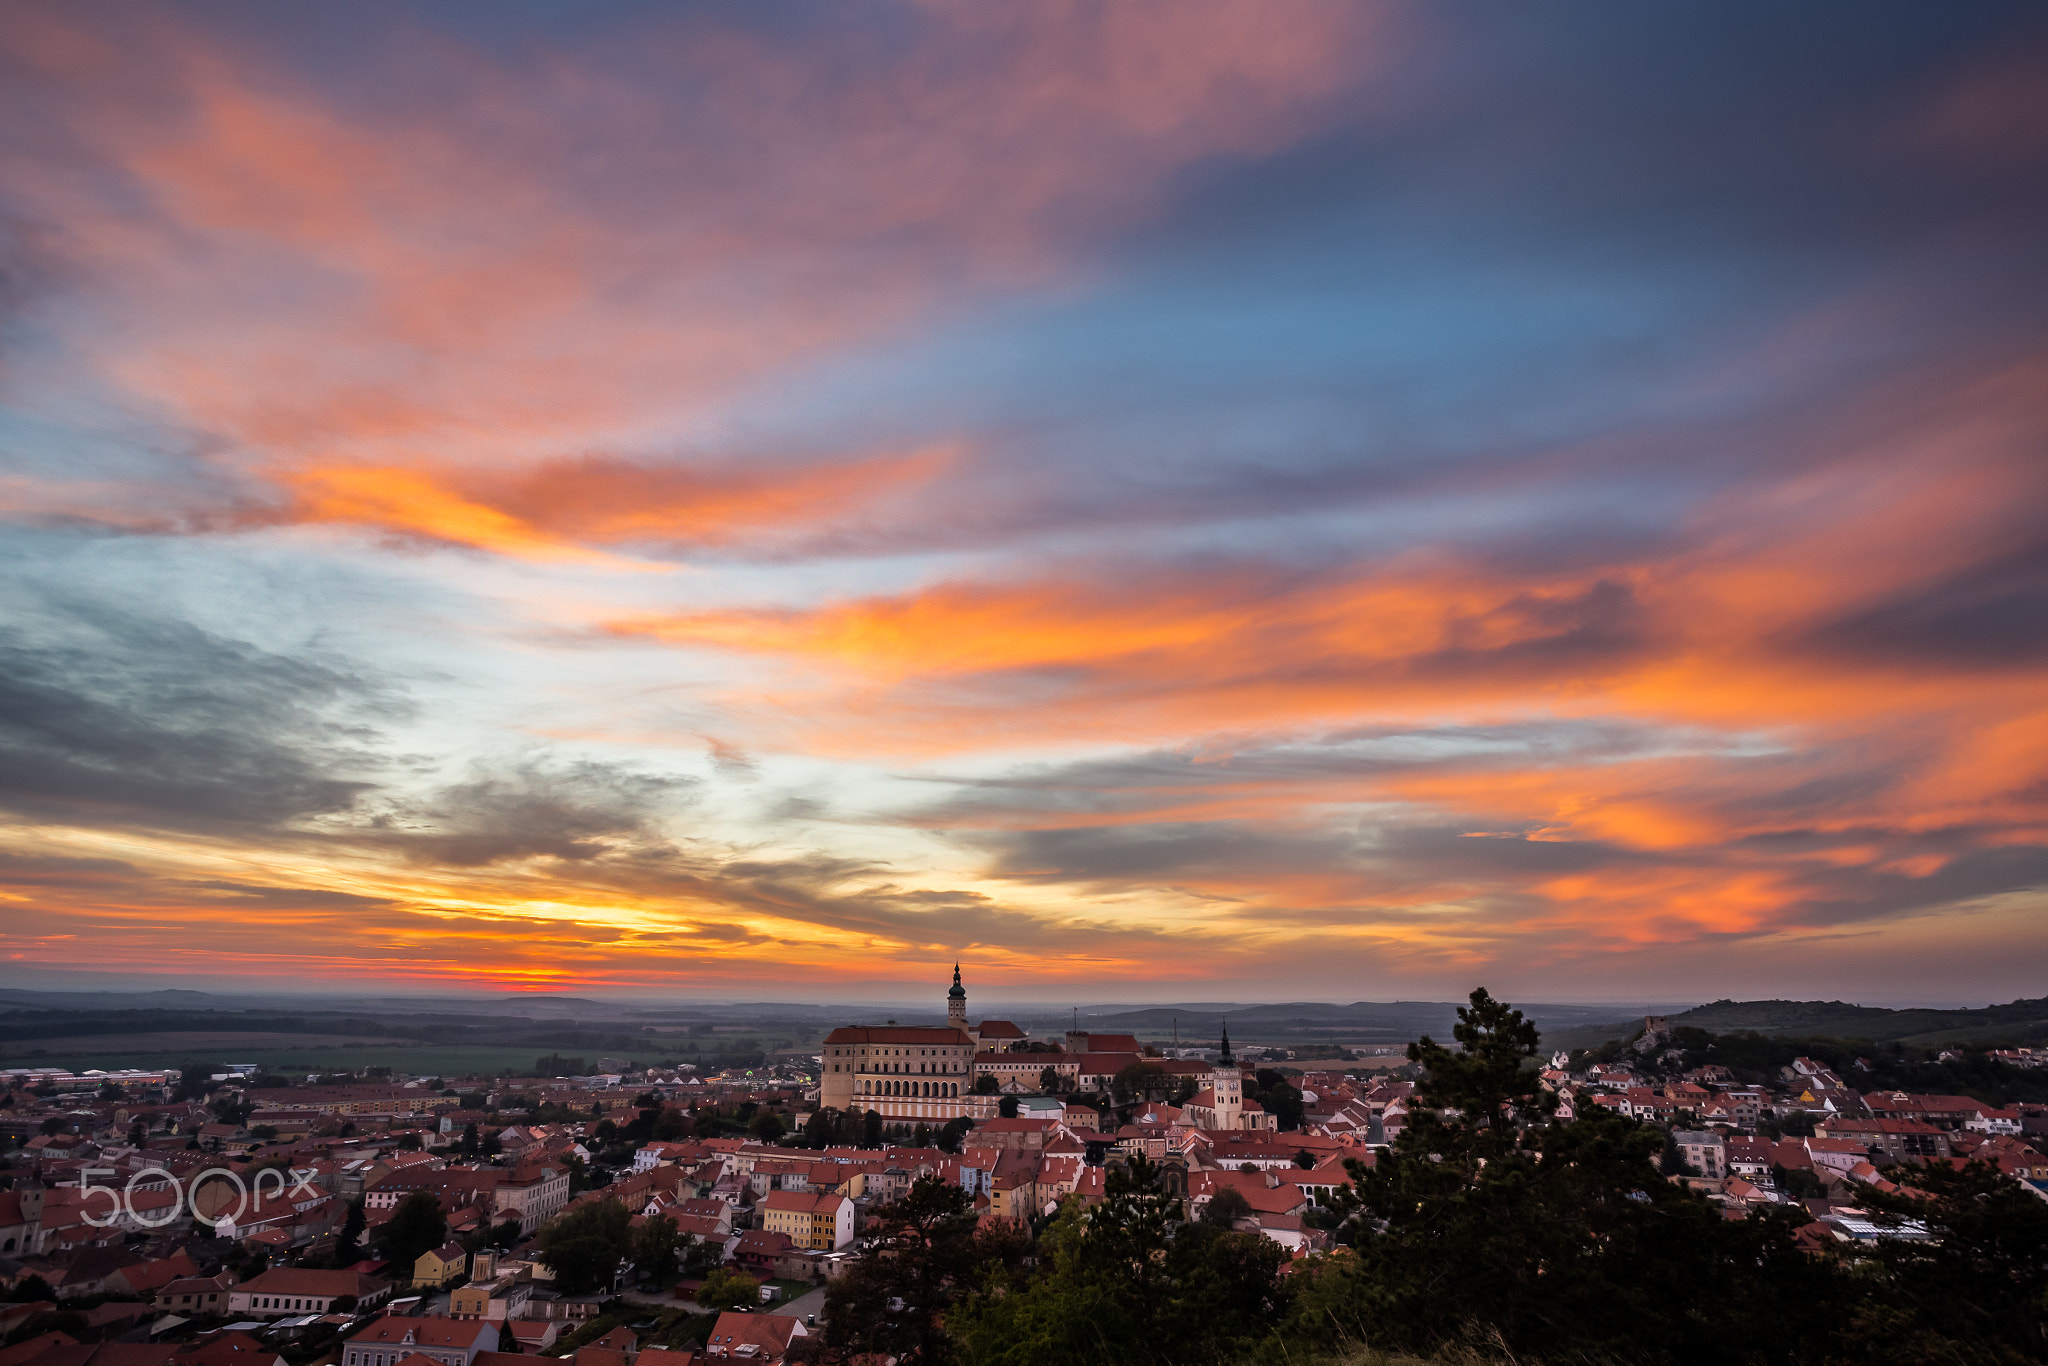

1070,999,1666,1046
1671,996,2048,1047
1553,995,2048,1052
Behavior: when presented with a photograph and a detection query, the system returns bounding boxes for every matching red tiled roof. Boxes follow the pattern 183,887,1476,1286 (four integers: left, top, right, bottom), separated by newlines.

822,1026,971,1045
0,1334,79,1366
704,1312,802,1361
1073,1034,1143,1054
761,1190,847,1215
1822,1118,1943,1135
346,1318,492,1349
237,1268,387,1299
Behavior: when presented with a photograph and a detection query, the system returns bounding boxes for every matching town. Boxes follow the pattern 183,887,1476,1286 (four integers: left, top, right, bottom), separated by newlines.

1,976,2045,1365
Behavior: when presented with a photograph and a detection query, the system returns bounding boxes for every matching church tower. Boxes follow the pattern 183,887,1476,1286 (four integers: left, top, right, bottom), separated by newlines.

1211,1019,1242,1129
947,963,968,1030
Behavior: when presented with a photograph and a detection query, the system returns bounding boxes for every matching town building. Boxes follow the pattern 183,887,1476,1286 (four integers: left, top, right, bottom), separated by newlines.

227,1268,393,1319
703,1311,808,1363
758,1189,854,1250
1672,1130,1726,1180
340,1317,499,1366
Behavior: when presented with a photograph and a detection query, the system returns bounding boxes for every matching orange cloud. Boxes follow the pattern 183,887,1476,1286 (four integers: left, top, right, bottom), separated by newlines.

270,445,955,561
607,348,2048,750
1,1,1390,554
581,357,2048,961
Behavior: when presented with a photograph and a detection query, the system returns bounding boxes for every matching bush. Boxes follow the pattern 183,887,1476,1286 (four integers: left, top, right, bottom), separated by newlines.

696,1268,760,1312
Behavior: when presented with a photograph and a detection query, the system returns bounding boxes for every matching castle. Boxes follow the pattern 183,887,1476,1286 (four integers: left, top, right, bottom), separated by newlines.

816,966,1271,1130
816,965,990,1124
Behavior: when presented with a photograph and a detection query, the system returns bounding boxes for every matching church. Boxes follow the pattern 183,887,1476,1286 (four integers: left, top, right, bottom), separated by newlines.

1177,1022,1255,1130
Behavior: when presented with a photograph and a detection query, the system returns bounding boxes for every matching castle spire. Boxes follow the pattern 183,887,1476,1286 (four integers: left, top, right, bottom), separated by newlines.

947,962,967,1028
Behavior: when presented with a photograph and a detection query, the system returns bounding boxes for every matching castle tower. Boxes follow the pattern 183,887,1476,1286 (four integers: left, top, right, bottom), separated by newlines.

947,963,968,1030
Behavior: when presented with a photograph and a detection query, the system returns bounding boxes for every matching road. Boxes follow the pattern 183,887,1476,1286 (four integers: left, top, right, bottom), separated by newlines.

611,1282,827,1324
778,1283,828,1325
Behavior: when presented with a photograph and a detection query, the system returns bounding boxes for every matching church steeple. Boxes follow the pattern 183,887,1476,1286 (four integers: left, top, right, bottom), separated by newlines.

947,963,967,1028
1218,1018,1234,1067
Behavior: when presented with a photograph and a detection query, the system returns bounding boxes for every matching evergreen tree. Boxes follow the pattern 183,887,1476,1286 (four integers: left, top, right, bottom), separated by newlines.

1294,988,1847,1364
1852,1157,2048,1361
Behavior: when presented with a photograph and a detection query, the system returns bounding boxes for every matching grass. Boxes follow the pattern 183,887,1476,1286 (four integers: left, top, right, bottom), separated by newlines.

761,1278,815,1306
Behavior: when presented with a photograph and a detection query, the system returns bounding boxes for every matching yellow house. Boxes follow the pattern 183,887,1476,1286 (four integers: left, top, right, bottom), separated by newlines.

759,1191,853,1251
412,1240,469,1288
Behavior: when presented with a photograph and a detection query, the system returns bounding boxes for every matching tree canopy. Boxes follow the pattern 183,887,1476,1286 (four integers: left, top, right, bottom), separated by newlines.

371,1190,447,1273
948,1155,1286,1366
696,1267,760,1313
822,1176,1029,1366
538,1198,632,1294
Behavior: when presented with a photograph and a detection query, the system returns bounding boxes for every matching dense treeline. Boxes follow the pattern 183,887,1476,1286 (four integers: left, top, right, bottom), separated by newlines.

0,1011,416,1041
804,990,2048,1366
0,1007,798,1071
1669,996,2048,1046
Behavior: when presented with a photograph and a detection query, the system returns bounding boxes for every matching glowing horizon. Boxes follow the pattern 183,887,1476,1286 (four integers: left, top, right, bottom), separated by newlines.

3,3,2046,1004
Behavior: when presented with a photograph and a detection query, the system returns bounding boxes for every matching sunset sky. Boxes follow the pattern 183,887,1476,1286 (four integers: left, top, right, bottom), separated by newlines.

3,2,2046,1004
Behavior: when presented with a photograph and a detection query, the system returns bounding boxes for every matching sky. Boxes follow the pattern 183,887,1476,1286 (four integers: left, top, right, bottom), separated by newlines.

2,2,2046,1006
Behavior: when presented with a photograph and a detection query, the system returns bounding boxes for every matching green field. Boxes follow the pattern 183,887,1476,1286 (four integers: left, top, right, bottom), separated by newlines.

1,1027,817,1079
5,1042,607,1079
